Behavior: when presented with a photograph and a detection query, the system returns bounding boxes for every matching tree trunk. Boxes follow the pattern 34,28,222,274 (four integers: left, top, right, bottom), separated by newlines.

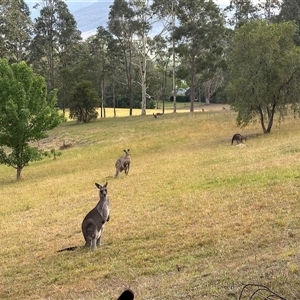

16,166,22,180
121,43,133,116
258,107,267,133
171,1,176,113
205,90,211,105
101,77,106,118
258,106,275,134
266,102,276,133
190,56,195,112
141,59,147,115
141,16,147,116
113,83,116,118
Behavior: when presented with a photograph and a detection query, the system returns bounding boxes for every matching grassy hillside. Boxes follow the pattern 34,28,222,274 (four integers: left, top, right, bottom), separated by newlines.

0,107,299,299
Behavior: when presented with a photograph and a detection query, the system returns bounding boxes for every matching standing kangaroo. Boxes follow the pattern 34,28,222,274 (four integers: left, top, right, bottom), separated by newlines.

82,182,110,250
231,133,247,145
115,149,131,178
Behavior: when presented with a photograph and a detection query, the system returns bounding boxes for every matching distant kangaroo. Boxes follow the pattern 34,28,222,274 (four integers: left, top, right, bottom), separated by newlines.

82,182,110,250
231,133,247,145
153,112,163,118
115,149,131,178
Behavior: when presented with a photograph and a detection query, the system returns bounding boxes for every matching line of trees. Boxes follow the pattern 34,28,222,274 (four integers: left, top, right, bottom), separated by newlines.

1,0,300,128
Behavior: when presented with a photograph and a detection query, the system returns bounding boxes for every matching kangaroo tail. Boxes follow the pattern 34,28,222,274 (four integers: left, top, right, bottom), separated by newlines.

57,246,79,252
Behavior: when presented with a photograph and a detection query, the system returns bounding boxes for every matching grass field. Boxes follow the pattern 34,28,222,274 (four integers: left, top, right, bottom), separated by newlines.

63,101,223,119
0,105,299,299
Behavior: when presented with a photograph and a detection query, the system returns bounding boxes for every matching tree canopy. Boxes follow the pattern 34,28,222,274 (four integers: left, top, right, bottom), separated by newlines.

30,0,81,91
2,0,300,126
0,59,63,179
69,80,100,123
173,0,226,112
0,0,32,63
226,20,300,133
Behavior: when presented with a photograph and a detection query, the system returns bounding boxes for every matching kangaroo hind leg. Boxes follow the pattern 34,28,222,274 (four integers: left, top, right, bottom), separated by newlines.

96,227,104,247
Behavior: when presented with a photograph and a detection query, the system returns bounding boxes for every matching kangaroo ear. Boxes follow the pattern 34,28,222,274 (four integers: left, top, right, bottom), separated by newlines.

127,149,130,152
117,289,134,300
95,183,101,189
104,182,108,187
123,149,126,153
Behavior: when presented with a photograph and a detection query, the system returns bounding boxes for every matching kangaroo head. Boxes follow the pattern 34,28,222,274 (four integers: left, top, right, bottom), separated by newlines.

95,182,108,197
123,149,130,156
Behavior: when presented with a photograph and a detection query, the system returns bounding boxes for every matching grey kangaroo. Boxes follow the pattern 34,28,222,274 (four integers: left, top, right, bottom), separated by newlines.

82,182,110,250
57,182,110,253
231,133,247,145
153,112,163,118
115,149,131,177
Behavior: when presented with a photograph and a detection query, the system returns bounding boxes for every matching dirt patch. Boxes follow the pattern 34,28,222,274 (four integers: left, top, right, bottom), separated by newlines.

36,134,79,151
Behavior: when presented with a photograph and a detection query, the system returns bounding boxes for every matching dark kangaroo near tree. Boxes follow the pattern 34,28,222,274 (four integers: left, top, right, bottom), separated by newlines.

82,182,110,250
115,149,131,177
153,112,163,118
57,182,110,252
231,133,247,145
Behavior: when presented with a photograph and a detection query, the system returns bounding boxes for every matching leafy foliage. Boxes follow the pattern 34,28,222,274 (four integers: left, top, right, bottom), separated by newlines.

30,0,82,91
108,0,139,116
0,0,32,63
173,0,226,111
226,20,300,133
224,0,259,28
277,0,300,46
0,59,62,179
69,80,100,123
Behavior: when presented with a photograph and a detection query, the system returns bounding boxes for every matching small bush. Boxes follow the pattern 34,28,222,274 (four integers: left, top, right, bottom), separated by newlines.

69,80,100,123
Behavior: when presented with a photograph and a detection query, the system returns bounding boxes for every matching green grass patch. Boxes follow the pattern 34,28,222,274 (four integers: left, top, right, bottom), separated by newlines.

0,107,300,299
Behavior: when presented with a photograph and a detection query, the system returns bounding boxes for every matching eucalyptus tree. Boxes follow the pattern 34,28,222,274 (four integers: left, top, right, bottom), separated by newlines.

224,0,258,28
0,0,33,63
256,0,281,21
151,0,178,112
30,0,81,91
88,26,118,118
173,0,226,112
202,68,224,104
148,36,173,112
226,20,300,134
130,0,153,115
56,1,82,111
109,0,167,115
88,31,125,116
277,0,300,46
102,34,124,117
57,41,88,114
131,0,171,114
108,0,138,116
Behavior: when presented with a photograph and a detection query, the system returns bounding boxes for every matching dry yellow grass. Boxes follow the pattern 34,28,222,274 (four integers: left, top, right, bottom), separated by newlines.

61,103,229,120
0,106,299,299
